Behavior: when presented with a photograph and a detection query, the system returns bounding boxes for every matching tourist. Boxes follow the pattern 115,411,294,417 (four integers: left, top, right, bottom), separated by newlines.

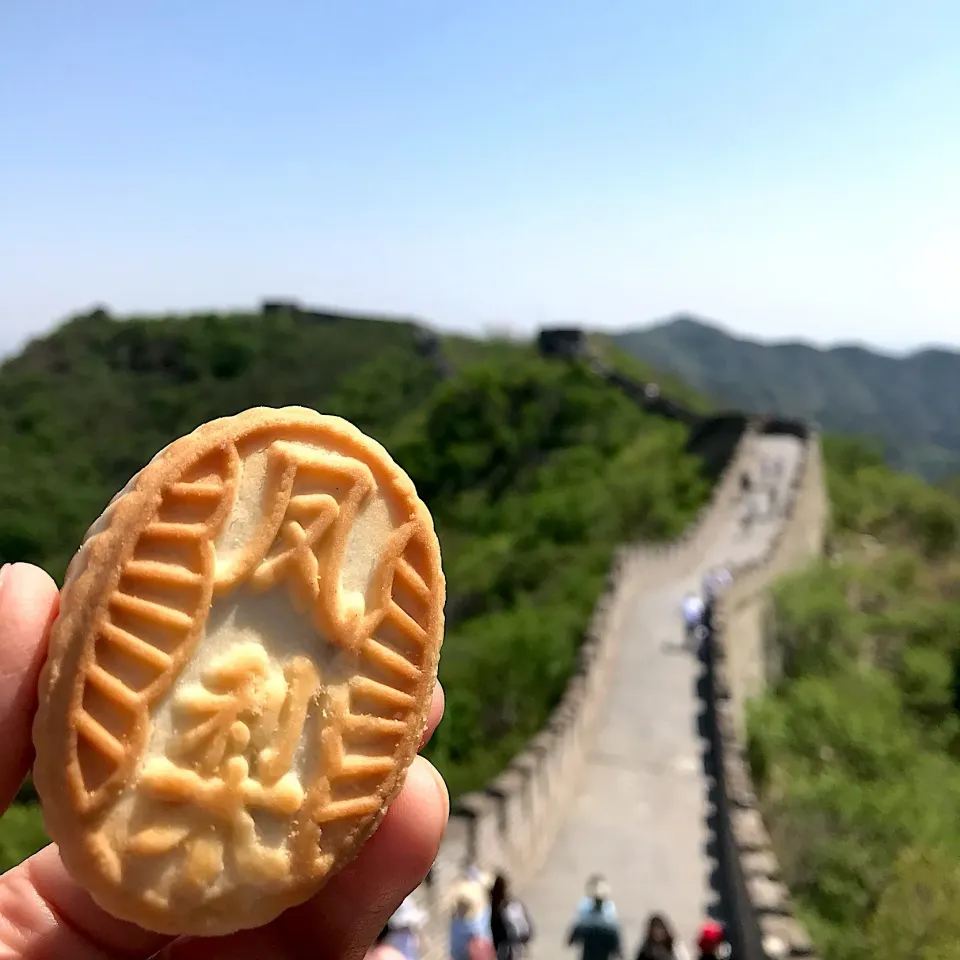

385,893,426,960
681,591,707,649
490,873,534,960
635,914,689,960
695,921,729,960
451,871,495,960
575,874,618,922
567,875,622,960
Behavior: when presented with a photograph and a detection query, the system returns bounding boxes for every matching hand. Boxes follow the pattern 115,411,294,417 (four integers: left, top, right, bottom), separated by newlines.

0,563,449,959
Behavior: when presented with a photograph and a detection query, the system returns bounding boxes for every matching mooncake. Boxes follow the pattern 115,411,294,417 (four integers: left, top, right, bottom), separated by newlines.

32,406,445,935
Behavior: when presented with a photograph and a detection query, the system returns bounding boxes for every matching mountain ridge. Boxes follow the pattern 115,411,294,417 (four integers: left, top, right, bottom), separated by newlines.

611,315,960,481
635,312,960,360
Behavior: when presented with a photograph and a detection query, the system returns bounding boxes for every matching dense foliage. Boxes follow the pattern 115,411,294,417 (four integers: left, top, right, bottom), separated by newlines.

614,316,960,480
0,306,710,870
0,307,439,576
748,435,960,960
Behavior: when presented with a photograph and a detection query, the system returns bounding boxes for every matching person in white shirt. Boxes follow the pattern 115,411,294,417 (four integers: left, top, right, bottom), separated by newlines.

386,894,427,960
681,592,706,648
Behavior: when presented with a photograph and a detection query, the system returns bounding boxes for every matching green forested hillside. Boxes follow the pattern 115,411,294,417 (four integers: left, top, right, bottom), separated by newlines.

0,306,440,575
0,305,711,869
748,435,960,960
613,315,960,480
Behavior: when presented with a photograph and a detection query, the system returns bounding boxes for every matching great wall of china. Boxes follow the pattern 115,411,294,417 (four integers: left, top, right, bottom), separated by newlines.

403,329,831,960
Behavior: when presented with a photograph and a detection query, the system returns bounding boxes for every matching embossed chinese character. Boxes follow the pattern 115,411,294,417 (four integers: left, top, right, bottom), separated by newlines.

128,644,321,890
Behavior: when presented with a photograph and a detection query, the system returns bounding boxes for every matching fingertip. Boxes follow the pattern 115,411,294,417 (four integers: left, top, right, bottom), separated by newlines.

367,756,448,872
0,563,61,810
402,755,449,840
420,682,444,749
277,754,449,957
0,563,59,614
419,755,449,826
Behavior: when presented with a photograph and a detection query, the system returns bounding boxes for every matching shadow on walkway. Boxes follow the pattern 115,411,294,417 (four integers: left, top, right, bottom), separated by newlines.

694,626,771,960
694,636,726,927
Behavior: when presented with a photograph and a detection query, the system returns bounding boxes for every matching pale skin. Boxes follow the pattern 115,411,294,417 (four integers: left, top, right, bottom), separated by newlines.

0,562,450,960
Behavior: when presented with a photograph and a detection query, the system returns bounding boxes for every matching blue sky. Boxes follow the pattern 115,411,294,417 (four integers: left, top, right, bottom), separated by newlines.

2,1,959,355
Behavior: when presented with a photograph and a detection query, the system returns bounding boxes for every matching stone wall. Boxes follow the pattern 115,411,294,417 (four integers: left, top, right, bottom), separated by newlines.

720,435,828,733
710,429,831,959
411,424,764,960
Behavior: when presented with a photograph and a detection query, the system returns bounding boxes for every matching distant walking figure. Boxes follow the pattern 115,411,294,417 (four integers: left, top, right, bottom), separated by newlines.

738,471,755,532
567,875,622,960
575,874,618,922
695,921,730,960
385,893,426,960
635,914,690,960
681,591,707,650
490,874,533,960
450,871,495,960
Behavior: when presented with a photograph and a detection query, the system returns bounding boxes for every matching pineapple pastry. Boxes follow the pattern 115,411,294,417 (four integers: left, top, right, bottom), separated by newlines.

32,406,445,936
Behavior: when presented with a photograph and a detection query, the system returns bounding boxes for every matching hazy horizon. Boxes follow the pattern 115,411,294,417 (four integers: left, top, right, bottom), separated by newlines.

8,300,960,365
3,2,959,357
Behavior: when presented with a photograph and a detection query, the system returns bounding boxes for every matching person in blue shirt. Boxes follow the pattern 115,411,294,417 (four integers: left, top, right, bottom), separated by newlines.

567,875,622,960
574,875,618,923
450,872,494,960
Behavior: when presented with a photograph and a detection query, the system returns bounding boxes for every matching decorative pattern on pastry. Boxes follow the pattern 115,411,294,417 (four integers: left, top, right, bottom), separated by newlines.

32,406,445,936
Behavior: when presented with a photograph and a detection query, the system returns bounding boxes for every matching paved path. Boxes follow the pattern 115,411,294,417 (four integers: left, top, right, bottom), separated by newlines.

521,435,804,960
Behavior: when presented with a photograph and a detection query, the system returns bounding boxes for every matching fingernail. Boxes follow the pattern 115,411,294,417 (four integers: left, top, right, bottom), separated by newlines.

0,563,11,600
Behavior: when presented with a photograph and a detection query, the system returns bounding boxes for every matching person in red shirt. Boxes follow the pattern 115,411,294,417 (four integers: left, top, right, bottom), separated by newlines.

696,921,730,960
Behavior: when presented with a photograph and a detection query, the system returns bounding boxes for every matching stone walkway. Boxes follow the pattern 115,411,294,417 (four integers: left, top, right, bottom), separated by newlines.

520,435,804,960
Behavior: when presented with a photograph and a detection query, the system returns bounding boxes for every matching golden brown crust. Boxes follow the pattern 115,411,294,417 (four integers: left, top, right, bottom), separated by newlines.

32,406,445,935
